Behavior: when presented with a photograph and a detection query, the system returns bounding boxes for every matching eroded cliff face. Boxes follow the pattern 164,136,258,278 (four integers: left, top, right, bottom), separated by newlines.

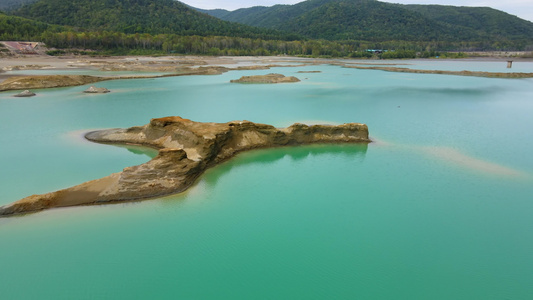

0,117,370,216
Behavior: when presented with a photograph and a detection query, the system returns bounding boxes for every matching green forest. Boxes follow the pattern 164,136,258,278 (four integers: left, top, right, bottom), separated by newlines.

213,0,533,43
11,0,298,40
2,0,533,57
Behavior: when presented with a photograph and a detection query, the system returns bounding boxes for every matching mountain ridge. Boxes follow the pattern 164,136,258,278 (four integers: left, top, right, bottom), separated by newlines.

197,0,533,42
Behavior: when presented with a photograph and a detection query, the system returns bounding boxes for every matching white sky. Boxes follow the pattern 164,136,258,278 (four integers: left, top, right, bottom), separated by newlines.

181,0,533,22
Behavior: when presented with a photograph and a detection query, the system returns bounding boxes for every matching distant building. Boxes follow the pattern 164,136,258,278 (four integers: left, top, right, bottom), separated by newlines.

366,49,388,54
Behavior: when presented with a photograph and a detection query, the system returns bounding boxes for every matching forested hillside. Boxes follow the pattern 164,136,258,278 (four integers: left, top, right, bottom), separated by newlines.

0,12,64,40
205,0,533,43
12,0,296,40
403,5,533,40
277,0,467,41
0,0,38,11
193,7,231,19
2,0,533,56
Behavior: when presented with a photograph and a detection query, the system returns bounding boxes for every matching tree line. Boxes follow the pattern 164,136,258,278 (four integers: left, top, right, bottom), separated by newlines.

2,13,531,58
40,31,513,57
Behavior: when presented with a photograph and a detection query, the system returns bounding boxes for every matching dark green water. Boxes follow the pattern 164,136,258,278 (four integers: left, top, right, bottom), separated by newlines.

1,61,532,299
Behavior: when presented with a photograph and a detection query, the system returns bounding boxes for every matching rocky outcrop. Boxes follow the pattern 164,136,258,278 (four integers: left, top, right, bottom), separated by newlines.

13,90,36,97
231,73,300,83
84,86,110,93
0,117,370,216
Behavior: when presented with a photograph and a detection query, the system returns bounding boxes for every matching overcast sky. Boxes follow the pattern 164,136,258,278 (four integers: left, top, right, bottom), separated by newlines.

181,0,533,22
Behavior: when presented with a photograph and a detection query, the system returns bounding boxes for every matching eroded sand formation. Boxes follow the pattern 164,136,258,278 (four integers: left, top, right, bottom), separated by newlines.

0,116,370,216
13,90,36,97
84,86,110,93
230,73,300,83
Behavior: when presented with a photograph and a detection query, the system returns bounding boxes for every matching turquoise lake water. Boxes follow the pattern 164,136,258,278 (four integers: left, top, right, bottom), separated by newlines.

1,60,533,299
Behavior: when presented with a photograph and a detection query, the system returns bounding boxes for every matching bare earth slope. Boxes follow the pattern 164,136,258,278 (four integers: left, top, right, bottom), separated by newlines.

0,116,370,216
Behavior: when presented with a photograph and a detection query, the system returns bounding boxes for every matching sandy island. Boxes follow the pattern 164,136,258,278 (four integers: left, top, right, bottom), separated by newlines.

230,73,300,83
0,116,370,216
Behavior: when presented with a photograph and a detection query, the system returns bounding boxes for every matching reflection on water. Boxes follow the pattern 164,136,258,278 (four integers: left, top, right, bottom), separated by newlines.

202,143,368,189
120,145,158,159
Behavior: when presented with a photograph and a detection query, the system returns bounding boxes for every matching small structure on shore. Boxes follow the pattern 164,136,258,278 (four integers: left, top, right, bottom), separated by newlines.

507,60,513,68
13,90,36,97
84,85,110,93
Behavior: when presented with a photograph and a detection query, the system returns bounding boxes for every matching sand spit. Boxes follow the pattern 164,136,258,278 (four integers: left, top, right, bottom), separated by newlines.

0,75,114,91
342,65,533,78
0,64,306,92
0,116,370,217
3,56,531,92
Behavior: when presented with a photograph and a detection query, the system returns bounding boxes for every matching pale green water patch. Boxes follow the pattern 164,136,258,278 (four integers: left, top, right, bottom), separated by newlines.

1,62,533,299
1,143,532,299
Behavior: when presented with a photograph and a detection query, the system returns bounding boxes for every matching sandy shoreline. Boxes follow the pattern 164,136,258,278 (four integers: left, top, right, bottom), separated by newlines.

1,55,533,89
0,55,305,73
1,54,531,69
0,55,316,90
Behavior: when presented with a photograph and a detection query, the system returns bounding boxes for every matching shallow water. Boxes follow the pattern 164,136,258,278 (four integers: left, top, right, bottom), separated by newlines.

1,61,533,299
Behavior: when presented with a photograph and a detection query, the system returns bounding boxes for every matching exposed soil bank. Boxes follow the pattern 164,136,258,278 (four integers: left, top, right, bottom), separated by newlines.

0,116,370,217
